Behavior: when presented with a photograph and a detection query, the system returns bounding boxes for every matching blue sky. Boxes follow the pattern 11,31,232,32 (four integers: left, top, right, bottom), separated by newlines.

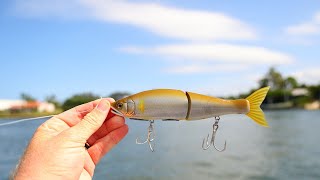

1,0,320,101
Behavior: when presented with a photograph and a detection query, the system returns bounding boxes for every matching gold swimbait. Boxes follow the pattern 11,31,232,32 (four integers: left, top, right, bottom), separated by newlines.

110,87,269,152
111,87,269,127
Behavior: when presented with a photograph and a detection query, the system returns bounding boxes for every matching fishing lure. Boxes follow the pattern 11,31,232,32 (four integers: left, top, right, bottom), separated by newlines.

111,87,270,152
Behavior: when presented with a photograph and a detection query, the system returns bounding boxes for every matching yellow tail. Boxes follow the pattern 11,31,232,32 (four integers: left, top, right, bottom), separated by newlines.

245,87,270,127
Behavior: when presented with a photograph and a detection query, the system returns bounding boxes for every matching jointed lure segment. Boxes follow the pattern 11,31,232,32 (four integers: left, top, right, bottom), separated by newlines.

111,87,270,152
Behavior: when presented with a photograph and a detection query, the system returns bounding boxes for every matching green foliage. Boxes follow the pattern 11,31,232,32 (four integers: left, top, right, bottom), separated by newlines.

0,109,63,119
266,89,291,104
255,67,303,105
20,93,36,102
299,84,307,88
108,91,131,100
293,96,311,108
308,85,320,100
45,95,61,109
62,93,99,111
285,76,298,89
259,67,285,89
259,68,298,91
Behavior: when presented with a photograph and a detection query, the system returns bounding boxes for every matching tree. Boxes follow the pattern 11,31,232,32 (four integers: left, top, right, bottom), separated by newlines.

108,91,131,100
45,95,61,109
308,85,320,100
259,67,284,90
284,76,298,89
21,93,36,102
62,93,99,111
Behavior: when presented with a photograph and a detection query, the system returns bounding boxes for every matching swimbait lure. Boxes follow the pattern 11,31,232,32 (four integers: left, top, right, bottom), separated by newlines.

111,87,270,152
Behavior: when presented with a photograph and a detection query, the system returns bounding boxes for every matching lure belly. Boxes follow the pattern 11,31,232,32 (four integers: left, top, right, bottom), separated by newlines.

111,87,269,127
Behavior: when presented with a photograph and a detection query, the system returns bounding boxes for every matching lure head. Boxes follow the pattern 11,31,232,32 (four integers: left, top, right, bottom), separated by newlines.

111,97,135,117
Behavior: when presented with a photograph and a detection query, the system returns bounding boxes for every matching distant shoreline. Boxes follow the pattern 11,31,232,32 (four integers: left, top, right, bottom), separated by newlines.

0,110,62,120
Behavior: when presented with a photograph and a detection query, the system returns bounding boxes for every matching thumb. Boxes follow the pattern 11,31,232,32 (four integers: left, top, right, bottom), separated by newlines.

70,99,110,141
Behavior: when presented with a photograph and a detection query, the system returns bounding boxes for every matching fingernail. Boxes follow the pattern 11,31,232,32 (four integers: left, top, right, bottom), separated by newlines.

97,100,110,112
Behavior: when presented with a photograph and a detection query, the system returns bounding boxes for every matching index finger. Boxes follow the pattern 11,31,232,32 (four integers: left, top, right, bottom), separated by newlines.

57,98,115,127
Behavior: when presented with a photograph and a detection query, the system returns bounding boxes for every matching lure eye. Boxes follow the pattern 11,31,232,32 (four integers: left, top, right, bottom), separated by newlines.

117,103,123,109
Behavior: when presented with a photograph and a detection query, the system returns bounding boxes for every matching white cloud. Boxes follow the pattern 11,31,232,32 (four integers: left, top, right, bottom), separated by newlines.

293,68,320,84
315,12,320,22
165,64,249,74
14,0,257,41
286,23,319,35
285,11,320,36
13,0,296,76
120,43,294,65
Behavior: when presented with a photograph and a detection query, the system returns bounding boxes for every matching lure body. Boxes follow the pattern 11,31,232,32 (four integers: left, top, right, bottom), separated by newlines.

127,89,188,120
111,87,269,126
186,92,249,120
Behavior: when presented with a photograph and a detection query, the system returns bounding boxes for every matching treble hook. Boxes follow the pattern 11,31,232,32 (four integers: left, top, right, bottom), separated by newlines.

202,116,227,152
136,120,156,152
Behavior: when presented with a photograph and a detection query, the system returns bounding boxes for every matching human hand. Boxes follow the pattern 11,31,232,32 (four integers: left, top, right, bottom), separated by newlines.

14,98,128,180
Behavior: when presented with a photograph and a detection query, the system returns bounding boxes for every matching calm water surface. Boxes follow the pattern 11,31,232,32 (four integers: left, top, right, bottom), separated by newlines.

1,110,319,180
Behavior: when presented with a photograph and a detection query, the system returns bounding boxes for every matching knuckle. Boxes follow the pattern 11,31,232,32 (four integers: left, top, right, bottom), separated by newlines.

84,111,103,127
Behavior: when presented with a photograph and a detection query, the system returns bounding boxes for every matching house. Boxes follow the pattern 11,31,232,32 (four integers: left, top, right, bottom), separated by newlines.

291,88,309,96
0,100,25,111
0,100,55,113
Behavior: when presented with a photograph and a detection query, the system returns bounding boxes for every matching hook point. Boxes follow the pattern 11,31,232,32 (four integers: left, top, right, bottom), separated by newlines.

213,140,227,152
201,117,227,152
135,120,156,152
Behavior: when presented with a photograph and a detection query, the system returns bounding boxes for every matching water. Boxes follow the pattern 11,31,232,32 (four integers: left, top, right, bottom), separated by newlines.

1,110,320,180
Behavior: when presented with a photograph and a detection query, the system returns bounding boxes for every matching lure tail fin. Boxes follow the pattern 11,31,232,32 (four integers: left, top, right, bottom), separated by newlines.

245,87,270,127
